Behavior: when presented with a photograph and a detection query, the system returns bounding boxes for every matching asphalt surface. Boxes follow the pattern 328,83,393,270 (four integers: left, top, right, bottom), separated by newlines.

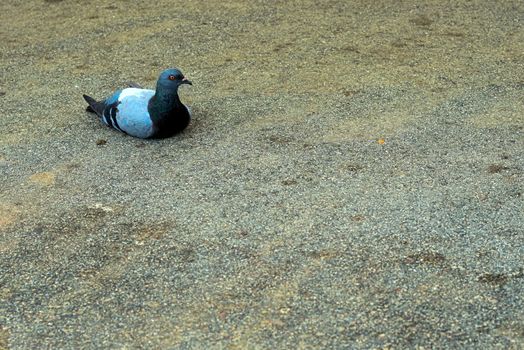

1,1,523,349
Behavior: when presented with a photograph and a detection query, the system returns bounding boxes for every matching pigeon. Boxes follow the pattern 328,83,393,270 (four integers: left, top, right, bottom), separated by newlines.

83,68,192,139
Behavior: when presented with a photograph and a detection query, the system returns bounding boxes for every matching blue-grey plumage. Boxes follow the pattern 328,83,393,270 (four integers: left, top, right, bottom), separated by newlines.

83,68,192,139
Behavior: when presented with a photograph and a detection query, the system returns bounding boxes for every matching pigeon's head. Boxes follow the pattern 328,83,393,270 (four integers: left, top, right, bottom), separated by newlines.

157,68,192,91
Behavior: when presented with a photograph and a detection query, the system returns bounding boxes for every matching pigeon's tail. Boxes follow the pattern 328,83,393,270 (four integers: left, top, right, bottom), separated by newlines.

83,94,103,115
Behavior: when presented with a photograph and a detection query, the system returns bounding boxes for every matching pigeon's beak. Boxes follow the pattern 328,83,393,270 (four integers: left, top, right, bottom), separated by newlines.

181,78,192,85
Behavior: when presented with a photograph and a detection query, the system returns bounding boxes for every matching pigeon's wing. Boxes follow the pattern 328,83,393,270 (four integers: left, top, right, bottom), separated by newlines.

111,88,156,138
84,88,155,138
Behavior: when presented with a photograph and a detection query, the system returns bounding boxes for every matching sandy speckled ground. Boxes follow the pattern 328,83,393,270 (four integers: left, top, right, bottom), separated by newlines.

1,1,523,348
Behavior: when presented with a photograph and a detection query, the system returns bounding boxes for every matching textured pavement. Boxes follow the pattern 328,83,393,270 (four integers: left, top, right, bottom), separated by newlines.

1,1,523,348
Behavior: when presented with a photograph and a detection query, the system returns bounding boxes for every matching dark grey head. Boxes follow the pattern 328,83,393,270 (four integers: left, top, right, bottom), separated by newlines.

156,68,192,92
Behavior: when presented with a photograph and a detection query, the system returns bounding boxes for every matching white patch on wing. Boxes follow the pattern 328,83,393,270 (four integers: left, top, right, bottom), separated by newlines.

118,88,155,102
115,88,156,138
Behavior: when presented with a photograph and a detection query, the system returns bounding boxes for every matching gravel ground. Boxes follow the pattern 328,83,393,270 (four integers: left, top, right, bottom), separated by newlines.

1,1,523,349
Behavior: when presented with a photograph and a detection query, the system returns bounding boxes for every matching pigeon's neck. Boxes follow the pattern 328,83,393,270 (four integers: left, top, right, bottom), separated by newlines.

148,84,190,138
149,86,182,117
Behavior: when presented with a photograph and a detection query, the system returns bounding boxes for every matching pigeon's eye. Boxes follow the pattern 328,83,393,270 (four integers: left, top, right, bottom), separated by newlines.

168,75,176,81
